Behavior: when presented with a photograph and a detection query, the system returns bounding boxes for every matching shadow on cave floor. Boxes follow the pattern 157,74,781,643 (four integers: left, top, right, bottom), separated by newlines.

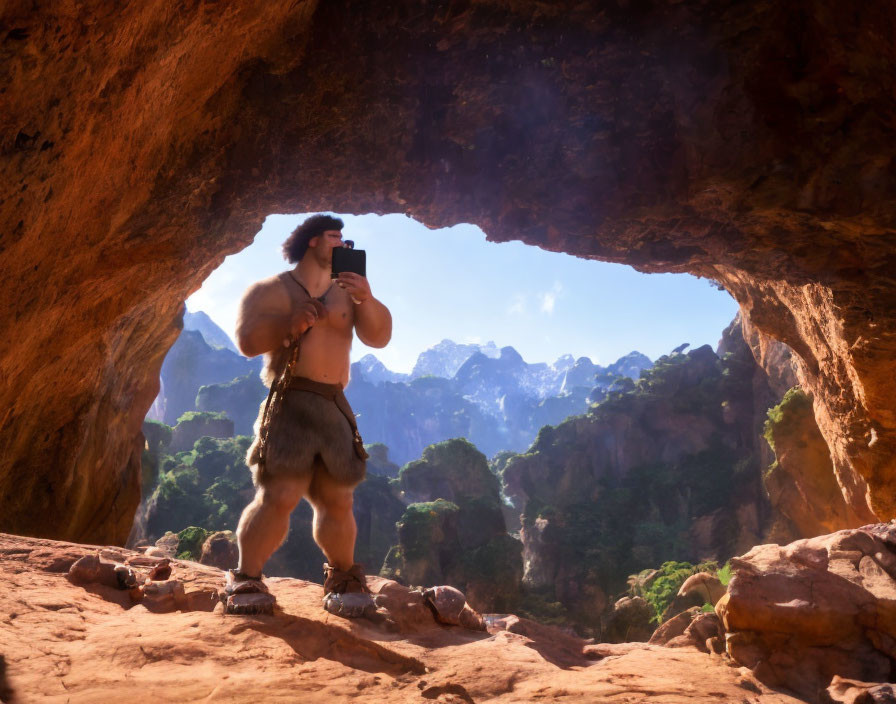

236,613,426,677
523,639,592,670
0,654,15,704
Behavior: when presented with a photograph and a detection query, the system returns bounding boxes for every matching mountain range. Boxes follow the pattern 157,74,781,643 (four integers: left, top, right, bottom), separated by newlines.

148,313,652,463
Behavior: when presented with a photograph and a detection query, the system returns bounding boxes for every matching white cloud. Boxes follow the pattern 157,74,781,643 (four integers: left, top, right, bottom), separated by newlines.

540,282,563,314
507,293,526,316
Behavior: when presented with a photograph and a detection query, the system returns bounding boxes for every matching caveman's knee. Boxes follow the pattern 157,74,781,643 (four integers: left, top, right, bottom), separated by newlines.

257,476,306,514
309,477,355,518
324,489,354,518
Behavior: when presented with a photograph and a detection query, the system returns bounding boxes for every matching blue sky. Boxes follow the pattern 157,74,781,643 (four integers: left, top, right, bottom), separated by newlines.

186,213,738,373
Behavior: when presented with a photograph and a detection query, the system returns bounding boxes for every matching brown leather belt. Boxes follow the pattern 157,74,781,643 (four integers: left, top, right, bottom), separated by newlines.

285,376,369,460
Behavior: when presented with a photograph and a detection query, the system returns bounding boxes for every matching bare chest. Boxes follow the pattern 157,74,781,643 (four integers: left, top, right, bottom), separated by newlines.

316,285,353,334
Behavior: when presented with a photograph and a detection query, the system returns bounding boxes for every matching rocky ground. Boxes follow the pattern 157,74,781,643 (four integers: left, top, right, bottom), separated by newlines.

0,533,799,704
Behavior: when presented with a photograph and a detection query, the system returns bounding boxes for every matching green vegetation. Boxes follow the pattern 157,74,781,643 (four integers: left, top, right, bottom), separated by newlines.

627,560,732,623
144,435,253,540
195,373,267,436
762,386,813,481
635,560,717,623
143,419,173,452
717,561,733,586
385,439,524,610
516,588,570,627
141,420,174,496
764,386,812,453
176,410,230,424
176,526,211,561
489,450,518,478
496,344,759,631
397,499,460,562
460,532,523,612
399,438,501,503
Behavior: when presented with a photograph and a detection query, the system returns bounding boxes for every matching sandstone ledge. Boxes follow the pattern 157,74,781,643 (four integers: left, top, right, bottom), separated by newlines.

0,533,799,703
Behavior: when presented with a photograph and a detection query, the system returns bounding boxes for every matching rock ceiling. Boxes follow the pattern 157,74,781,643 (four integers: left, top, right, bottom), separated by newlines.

1,0,894,542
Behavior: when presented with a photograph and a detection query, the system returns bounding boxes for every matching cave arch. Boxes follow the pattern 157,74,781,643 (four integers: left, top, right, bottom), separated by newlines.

1,0,894,542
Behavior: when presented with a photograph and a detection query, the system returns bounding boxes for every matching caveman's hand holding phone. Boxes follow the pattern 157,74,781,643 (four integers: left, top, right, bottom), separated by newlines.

335,272,371,304
331,243,370,304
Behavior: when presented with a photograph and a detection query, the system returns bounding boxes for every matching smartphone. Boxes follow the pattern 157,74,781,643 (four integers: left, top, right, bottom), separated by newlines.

331,247,366,278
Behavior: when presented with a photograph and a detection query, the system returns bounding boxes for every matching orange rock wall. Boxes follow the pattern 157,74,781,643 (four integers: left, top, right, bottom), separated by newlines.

1,0,894,542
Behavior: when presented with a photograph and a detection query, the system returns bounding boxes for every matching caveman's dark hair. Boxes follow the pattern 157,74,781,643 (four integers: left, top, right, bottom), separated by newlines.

282,214,344,263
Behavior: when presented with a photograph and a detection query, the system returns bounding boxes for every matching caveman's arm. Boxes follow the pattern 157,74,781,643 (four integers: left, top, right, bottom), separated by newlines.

354,296,393,348
234,280,293,357
336,272,392,348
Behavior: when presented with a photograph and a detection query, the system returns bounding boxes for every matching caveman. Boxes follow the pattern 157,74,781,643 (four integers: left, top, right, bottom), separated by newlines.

225,214,392,616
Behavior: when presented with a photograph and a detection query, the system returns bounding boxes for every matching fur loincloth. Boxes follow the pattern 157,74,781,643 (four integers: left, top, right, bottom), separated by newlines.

246,387,366,487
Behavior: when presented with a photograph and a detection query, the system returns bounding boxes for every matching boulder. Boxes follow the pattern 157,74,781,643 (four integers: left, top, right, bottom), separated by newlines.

677,571,726,606
149,532,179,558
601,596,654,643
199,531,238,570
649,607,701,645
826,676,896,704
718,523,896,700
667,612,724,654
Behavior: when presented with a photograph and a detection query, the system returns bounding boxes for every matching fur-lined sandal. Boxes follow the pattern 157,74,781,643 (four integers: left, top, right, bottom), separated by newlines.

224,569,275,615
322,563,377,619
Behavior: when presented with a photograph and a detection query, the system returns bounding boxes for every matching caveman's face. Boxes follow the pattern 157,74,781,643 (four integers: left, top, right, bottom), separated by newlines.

308,229,344,267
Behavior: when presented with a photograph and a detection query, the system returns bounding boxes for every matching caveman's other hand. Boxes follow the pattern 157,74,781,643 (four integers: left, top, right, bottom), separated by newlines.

287,300,327,342
336,272,372,303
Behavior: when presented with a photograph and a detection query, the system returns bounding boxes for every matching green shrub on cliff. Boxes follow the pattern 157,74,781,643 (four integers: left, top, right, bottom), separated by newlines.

398,438,501,506
141,420,174,496
397,499,460,562
145,435,252,540
143,419,173,452
176,410,229,424
460,532,523,611
635,560,719,623
763,386,812,453
388,438,523,610
176,526,211,561
517,588,570,626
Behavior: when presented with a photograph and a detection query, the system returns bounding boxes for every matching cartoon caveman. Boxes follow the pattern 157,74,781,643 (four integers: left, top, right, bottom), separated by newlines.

226,214,392,616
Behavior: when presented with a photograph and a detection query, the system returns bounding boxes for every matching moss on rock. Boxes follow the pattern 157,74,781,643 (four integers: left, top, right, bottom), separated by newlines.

176,526,211,561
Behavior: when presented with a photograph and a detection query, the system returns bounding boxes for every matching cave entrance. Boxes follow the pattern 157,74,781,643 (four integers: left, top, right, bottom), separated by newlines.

150,211,737,456
137,214,737,571
149,211,738,453
136,212,738,579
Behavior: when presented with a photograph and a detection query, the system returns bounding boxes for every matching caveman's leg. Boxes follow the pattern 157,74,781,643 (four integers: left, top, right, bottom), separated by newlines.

236,474,311,578
306,460,357,571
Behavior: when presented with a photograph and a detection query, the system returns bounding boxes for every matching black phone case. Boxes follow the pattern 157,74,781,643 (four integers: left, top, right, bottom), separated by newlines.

331,248,366,277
